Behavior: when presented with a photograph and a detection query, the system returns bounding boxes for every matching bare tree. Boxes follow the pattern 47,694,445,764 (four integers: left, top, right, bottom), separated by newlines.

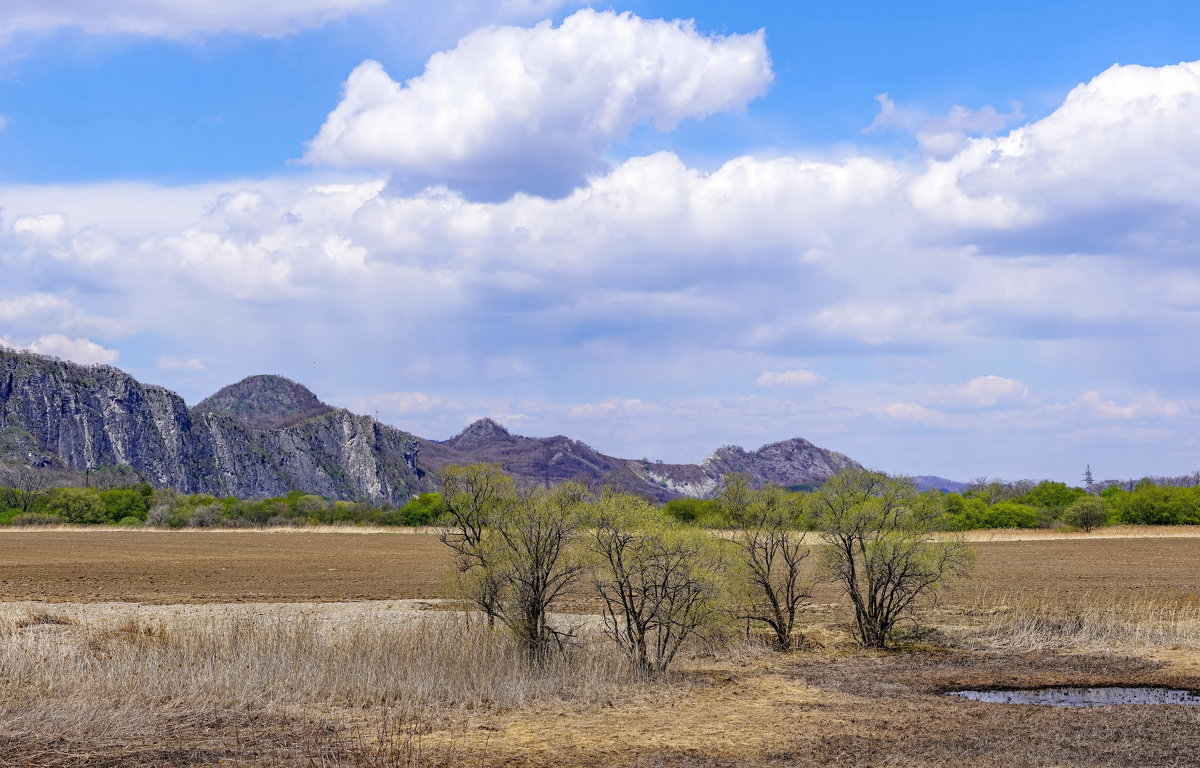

0,463,58,513
88,464,143,491
719,475,812,651
588,492,727,677
966,477,1037,504
812,468,974,648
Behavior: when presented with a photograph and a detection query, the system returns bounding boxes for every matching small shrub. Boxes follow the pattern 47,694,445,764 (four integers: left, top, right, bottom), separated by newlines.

1064,496,1109,532
146,505,184,528
187,503,223,528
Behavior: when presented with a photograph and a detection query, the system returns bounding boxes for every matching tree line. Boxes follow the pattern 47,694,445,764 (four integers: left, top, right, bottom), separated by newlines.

0,464,444,527
3,462,1200,532
940,477,1200,530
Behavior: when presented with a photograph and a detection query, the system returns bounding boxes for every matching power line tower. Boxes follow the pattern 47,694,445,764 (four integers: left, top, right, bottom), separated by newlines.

1083,464,1095,494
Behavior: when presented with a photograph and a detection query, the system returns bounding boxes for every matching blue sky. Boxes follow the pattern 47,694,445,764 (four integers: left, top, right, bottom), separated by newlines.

1,0,1199,482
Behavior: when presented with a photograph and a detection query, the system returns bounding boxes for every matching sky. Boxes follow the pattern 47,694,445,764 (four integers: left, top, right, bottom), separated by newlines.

1,1,1199,483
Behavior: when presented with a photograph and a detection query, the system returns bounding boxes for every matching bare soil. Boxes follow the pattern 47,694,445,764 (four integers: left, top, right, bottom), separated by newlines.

3,530,1199,604
0,530,447,603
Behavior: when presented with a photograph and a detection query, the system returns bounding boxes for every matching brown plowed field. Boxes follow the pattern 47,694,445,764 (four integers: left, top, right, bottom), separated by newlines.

0,529,1198,604
0,530,448,603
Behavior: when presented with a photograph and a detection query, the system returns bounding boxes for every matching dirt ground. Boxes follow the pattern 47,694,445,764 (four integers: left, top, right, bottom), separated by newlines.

1,529,1199,604
440,651,1200,768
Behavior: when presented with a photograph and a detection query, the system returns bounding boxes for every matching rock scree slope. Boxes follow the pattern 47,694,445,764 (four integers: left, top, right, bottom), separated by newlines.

0,347,860,502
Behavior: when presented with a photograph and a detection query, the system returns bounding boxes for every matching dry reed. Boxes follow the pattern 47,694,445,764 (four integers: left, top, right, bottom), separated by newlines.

0,606,632,766
954,588,1200,650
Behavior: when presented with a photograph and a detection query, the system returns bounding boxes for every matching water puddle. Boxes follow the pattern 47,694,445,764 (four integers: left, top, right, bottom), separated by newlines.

948,686,1200,707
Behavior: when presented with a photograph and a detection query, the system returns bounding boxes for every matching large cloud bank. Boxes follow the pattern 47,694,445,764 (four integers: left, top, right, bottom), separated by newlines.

304,10,773,198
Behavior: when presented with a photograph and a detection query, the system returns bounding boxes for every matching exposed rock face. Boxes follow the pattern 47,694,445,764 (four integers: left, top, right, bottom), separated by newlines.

0,349,422,503
194,375,334,429
702,438,860,487
420,419,862,501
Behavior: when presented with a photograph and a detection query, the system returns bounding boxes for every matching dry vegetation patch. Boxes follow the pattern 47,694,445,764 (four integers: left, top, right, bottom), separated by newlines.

2,531,1200,766
438,650,1200,768
0,605,639,767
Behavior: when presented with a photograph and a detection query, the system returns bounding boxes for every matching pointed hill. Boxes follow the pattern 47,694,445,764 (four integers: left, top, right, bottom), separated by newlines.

193,375,335,430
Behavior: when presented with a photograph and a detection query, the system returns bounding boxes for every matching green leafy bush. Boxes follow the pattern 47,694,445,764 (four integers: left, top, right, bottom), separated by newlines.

1112,484,1200,525
43,487,107,524
939,495,1038,530
662,498,725,526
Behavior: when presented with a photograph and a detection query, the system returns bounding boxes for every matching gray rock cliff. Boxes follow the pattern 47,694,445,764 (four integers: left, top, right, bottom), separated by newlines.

0,348,422,503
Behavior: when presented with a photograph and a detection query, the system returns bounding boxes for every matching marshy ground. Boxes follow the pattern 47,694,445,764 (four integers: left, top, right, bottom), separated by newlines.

1,527,1198,767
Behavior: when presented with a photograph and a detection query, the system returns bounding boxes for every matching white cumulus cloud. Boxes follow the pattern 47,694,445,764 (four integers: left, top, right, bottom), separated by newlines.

911,60,1200,242
1076,390,1190,421
304,10,772,198
353,391,447,415
874,402,963,430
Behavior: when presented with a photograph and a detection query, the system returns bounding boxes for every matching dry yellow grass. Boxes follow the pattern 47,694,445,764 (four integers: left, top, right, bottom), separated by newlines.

947,589,1200,650
950,524,1200,542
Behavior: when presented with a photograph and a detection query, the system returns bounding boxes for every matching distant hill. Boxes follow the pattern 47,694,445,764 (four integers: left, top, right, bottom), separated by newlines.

911,475,968,493
0,347,864,503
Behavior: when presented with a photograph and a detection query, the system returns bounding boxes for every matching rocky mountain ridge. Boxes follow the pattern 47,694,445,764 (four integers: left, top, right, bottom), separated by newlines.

0,347,863,503
411,417,861,501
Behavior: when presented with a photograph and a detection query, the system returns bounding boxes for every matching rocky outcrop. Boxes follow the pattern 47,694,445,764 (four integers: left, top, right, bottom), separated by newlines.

0,349,422,503
702,438,859,487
